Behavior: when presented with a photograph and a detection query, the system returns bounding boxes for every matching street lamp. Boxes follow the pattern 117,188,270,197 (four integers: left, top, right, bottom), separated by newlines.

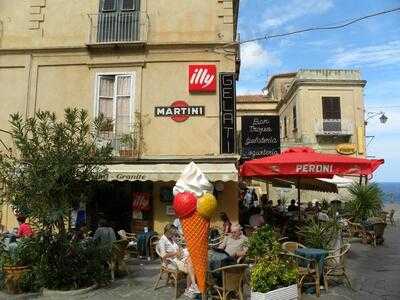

364,111,388,125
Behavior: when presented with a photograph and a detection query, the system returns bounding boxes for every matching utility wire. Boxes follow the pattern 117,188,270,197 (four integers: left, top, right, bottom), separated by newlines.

240,6,400,45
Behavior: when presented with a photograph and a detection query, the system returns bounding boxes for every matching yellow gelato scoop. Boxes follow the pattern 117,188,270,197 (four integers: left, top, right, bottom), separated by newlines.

197,193,217,219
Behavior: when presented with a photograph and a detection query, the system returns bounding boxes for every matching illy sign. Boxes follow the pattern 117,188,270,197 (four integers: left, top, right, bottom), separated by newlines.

189,65,216,93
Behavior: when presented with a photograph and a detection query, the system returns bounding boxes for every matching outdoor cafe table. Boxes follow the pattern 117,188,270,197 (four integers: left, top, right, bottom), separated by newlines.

295,247,329,276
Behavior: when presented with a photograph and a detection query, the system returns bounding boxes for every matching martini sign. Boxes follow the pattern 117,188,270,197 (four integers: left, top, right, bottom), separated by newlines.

155,101,205,122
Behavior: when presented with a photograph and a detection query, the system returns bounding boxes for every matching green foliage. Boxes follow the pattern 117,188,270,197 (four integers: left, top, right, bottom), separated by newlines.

251,257,298,293
0,238,35,267
298,218,341,250
0,108,113,232
345,183,383,222
247,226,299,293
245,225,281,260
0,108,113,291
26,233,111,290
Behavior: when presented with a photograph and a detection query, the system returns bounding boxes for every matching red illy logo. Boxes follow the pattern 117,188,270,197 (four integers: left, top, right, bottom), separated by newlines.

189,65,217,92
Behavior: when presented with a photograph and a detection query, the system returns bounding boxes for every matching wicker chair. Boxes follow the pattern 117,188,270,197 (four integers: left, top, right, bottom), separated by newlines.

283,252,321,297
109,239,129,281
281,241,306,254
362,222,387,247
153,243,186,299
117,230,138,257
323,243,351,292
207,264,248,300
149,235,159,259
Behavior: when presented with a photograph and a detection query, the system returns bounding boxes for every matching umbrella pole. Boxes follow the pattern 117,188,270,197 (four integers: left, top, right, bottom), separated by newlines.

297,178,301,221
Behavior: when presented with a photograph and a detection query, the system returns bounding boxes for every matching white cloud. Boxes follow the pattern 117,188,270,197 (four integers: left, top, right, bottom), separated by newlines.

240,42,281,71
329,41,400,68
260,0,333,28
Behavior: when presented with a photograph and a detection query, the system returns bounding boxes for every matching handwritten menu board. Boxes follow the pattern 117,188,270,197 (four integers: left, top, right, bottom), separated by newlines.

241,116,280,159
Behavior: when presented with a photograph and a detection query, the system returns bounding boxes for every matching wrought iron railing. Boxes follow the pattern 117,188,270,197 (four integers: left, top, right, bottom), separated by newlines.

88,11,148,45
315,119,353,136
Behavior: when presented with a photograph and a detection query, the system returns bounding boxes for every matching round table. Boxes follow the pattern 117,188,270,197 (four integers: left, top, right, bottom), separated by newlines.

295,247,329,274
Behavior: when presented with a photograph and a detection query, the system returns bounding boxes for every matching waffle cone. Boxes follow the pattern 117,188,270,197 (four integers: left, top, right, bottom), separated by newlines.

182,212,210,293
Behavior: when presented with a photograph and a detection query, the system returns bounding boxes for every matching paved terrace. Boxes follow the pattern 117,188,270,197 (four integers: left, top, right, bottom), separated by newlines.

2,224,400,300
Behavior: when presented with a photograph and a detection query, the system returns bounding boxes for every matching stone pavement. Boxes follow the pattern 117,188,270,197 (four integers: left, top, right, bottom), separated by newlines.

1,224,400,300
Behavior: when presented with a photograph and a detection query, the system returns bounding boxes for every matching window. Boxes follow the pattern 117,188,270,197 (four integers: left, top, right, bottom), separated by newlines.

322,97,341,131
102,0,116,12
97,0,140,43
121,0,135,11
292,106,297,130
97,74,134,135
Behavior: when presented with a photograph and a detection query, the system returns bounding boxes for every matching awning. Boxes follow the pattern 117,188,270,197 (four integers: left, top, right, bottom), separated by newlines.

319,175,355,188
104,163,238,182
269,177,338,193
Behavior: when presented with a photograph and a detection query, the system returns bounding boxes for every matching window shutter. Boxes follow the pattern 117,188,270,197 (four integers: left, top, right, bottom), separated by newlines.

102,0,116,12
98,76,115,126
121,0,135,11
115,75,132,134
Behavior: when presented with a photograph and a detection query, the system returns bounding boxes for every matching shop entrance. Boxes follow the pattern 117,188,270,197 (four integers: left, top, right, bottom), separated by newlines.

88,181,154,234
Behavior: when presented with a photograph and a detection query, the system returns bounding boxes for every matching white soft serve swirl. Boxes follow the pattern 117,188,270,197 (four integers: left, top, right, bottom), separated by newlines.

173,162,213,197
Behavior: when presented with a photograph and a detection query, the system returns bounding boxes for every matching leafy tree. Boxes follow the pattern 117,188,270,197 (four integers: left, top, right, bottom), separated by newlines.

0,108,113,234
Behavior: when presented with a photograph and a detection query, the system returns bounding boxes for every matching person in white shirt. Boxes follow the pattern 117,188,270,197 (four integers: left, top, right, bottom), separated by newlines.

158,224,199,296
219,224,248,259
249,207,265,228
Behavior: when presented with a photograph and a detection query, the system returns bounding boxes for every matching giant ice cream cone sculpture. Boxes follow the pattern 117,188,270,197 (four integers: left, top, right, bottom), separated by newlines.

173,162,217,293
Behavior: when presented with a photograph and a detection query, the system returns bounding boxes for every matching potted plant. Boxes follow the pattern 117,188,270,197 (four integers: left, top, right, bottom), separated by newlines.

119,133,134,157
251,257,298,300
344,183,384,222
246,226,299,300
0,239,32,294
297,218,341,250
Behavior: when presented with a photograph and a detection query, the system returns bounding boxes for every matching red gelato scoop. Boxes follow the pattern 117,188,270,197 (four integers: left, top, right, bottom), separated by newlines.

173,192,197,218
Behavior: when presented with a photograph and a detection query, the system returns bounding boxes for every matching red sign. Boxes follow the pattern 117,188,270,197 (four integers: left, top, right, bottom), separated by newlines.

189,65,216,92
154,101,205,123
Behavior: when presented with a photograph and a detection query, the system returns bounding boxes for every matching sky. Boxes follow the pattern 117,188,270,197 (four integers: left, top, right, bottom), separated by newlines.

237,0,400,182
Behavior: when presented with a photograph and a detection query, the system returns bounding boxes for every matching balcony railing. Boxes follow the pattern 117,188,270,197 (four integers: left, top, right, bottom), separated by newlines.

315,119,353,136
96,131,139,158
87,12,148,46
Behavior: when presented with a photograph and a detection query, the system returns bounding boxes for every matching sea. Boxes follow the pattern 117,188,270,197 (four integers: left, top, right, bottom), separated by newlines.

377,182,400,204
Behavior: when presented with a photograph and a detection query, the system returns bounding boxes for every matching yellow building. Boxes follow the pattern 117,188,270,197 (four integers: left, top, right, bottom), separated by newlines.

0,0,240,233
237,69,367,202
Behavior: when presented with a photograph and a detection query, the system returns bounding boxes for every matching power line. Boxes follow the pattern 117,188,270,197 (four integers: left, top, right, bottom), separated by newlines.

240,6,400,45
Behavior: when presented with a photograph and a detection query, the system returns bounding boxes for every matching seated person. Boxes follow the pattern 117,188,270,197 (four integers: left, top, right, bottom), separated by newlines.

317,211,330,222
287,199,298,212
249,207,265,228
314,201,321,213
158,224,199,296
305,201,314,213
208,230,235,285
16,216,33,238
273,199,285,213
219,212,232,235
219,224,248,260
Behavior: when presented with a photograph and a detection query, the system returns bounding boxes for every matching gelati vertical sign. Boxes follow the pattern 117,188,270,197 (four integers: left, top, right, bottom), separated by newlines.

241,116,280,159
219,73,236,154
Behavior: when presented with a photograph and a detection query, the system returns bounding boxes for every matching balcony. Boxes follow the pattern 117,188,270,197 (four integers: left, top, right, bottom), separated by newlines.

97,131,140,159
87,12,148,48
315,119,353,136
